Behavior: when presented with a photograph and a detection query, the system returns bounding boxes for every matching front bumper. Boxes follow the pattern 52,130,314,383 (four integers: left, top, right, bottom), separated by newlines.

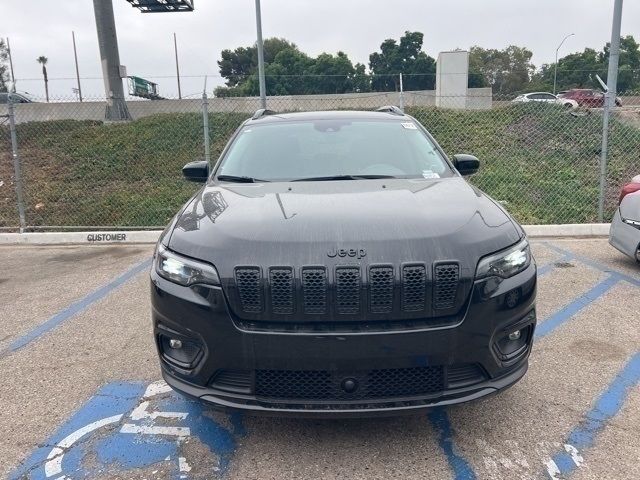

609,209,640,261
151,262,536,417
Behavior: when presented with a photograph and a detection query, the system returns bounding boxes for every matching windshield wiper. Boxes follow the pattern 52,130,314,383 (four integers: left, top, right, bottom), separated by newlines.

292,174,397,182
216,175,269,183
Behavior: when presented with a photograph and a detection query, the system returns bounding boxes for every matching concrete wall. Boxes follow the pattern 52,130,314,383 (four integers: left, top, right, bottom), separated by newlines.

436,51,470,109
1,88,493,125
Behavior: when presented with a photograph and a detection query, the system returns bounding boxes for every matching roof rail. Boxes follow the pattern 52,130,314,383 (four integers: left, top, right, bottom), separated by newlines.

252,108,278,120
376,105,405,115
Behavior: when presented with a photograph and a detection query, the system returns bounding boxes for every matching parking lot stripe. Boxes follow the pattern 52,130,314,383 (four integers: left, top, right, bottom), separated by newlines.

536,275,618,338
544,243,640,287
428,408,477,480
544,352,640,479
0,258,152,357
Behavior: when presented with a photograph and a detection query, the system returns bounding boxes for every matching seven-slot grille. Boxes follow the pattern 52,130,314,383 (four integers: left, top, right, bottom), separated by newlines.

232,262,460,317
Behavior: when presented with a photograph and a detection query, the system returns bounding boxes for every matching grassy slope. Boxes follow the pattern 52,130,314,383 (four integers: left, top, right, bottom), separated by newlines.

1,104,638,228
409,104,639,224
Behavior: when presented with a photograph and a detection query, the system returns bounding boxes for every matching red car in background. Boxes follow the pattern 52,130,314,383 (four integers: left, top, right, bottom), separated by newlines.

558,89,622,108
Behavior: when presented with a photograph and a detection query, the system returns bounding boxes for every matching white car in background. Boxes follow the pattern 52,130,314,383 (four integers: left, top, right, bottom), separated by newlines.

610,175,640,262
512,92,578,109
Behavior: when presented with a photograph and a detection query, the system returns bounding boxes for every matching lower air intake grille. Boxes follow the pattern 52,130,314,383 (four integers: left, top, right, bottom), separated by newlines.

365,366,445,398
447,364,487,388
210,370,252,393
235,267,262,313
256,370,333,400
434,263,459,310
255,366,445,401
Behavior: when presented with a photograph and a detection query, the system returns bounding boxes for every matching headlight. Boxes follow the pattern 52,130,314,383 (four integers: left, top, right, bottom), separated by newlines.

476,239,531,280
155,244,220,286
622,217,640,230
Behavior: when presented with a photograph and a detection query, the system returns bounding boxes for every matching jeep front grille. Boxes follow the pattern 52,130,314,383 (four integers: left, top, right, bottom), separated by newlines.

401,264,427,311
434,263,460,310
302,267,327,314
269,267,294,314
335,266,361,314
369,265,394,313
234,267,262,313
230,262,465,326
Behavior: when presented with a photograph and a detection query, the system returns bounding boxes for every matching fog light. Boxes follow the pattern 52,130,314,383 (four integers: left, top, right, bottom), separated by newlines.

159,333,202,369
508,330,521,341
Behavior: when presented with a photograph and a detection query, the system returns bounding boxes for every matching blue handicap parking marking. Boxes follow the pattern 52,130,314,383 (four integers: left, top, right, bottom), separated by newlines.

10,381,244,479
543,353,640,479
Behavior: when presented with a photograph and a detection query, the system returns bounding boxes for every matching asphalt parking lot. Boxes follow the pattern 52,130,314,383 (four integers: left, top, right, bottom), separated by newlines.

1,239,639,480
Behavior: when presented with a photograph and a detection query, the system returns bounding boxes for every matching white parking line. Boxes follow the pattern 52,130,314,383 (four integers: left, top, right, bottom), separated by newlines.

120,424,191,437
44,414,124,478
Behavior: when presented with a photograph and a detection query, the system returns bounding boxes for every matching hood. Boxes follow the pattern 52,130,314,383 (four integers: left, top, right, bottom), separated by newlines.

168,177,520,272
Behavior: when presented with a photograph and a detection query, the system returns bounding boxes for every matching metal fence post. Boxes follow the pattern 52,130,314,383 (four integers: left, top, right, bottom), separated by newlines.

202,90,212,168
598,0,623,222
7,92,27,232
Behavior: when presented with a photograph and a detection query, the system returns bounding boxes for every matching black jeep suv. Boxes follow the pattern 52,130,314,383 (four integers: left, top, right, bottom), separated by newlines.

150,107,536,417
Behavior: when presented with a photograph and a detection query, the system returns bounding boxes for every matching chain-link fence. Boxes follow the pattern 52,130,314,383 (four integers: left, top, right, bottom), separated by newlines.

1,88,640,231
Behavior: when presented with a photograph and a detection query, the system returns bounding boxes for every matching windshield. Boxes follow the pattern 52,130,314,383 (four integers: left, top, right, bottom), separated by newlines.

216,119,452,181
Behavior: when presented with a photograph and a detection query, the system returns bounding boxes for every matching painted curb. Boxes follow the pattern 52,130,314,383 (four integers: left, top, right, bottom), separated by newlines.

0,231,162,245
0,224,610,245
523,223,611,237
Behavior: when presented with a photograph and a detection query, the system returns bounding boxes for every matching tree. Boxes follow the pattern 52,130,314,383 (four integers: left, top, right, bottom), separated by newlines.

37,55,49,102
216,38,369,96
603,35,640,92
0,39,9,92
533,48,603,92
218,38,298,88
533,35,640,93
369,31,436,91
468,46,534,94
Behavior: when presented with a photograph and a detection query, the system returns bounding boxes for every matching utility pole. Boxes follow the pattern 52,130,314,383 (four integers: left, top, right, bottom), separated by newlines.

398,73,405,111
6,37,15,83
553,33,574,95
598,0,623,222
72,31,83,102
93,0,131,121
254,0,267,109
174,33,182,99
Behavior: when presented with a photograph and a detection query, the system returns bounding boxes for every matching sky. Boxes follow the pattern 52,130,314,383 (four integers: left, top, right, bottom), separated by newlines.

2,0,640,99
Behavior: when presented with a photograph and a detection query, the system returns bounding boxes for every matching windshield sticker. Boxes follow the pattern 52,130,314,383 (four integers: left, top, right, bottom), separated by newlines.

401,122,417,130
422,170,440,179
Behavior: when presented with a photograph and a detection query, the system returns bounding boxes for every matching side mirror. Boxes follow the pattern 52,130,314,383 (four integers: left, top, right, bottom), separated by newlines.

452,154,480,176
182,160,209,183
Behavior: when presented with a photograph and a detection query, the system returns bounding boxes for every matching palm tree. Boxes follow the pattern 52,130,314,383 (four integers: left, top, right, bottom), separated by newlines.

36,56,49,102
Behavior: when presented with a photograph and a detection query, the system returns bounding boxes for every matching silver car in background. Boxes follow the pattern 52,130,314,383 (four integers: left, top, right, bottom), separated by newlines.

610,175,640,262
511,92,578,109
